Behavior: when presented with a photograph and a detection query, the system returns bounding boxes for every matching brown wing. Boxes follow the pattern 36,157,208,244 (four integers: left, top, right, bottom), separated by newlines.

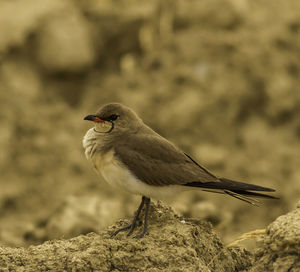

114,131,219,186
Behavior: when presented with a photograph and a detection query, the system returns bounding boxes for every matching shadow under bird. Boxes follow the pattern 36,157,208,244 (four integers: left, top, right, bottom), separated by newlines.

83,103,277,238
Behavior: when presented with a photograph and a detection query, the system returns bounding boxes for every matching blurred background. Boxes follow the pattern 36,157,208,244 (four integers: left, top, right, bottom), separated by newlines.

0,0,299,247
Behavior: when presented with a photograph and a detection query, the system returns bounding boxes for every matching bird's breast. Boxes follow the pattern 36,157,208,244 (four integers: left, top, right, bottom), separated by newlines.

85,148,183,199
83,128,97,159
83,129,185,199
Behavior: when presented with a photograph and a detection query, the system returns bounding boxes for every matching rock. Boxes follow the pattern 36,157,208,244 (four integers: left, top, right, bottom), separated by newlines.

0,58,41,170
36,8,95,73
0,0,68,53
0,202,252,271
249,201,300,272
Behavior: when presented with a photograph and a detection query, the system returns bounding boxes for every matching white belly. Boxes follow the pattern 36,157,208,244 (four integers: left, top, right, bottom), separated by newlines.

83,129,185,199
92,149,183,199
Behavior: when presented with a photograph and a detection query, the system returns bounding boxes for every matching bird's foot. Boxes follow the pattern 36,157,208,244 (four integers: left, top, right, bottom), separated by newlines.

133,230,149,239
110,196,150,239
111,220,148,238
111,223,134,237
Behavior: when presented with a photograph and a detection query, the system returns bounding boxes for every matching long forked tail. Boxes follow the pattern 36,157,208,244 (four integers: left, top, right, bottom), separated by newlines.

184,178,278,205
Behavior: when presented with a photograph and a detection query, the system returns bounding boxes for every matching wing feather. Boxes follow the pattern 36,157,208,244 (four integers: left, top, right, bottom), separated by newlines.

112,127,277,201
114,130,218,186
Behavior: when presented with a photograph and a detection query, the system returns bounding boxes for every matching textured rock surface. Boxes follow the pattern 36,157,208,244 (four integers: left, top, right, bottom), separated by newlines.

249,201,300,272
0,202,252,272
1,201,300,271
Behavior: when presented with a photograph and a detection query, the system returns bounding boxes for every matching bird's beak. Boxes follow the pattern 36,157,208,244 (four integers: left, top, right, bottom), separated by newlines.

84,115,104,123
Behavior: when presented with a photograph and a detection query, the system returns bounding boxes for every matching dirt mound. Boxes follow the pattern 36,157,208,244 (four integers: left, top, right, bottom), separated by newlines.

0,202,252,272
1,201,299,271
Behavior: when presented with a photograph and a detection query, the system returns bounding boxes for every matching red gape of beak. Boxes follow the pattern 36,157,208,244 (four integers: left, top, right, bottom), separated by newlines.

93,117,104,123
84,115,105,122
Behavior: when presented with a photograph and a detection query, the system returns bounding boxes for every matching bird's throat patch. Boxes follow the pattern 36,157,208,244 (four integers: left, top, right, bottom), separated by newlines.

94,121,114,133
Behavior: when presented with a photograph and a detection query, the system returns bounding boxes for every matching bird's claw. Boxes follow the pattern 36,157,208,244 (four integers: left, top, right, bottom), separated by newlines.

110,224,132,237
133,230,148,239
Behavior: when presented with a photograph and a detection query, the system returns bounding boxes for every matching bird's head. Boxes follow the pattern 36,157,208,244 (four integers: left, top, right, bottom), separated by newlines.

84,103,142,134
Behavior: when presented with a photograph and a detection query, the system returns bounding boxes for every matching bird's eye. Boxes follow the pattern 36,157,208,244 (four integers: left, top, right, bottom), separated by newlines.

108,114,119,121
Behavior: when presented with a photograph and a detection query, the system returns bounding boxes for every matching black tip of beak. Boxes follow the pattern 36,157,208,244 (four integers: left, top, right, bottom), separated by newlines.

84,115,96,121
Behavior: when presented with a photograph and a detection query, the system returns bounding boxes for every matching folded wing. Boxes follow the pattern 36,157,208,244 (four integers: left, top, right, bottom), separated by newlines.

114,129,277,203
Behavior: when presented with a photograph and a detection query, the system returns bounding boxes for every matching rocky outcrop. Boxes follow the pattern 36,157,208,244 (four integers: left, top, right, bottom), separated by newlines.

1,200,300,271
249,201,300,272
0,202,252,272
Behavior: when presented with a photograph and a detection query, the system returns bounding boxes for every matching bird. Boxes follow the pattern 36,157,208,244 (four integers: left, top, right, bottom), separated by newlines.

83,103,277,238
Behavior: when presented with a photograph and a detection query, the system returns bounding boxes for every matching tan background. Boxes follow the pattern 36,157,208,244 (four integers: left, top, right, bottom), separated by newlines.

0,0,299,247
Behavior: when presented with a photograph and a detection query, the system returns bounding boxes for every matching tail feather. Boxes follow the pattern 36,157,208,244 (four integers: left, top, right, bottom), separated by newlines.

230,190,279,199
184,177,278,204
184,178,275,192
220,178,275,192
223,190,261,206
201,189,261,205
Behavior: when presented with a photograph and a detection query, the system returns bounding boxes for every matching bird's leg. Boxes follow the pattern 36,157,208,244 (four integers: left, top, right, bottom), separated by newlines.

134,197,150,239
111,196,146,237
126,196,147,236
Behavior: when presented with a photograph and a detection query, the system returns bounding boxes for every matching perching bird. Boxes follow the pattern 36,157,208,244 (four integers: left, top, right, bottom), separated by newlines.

83,103,277,238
